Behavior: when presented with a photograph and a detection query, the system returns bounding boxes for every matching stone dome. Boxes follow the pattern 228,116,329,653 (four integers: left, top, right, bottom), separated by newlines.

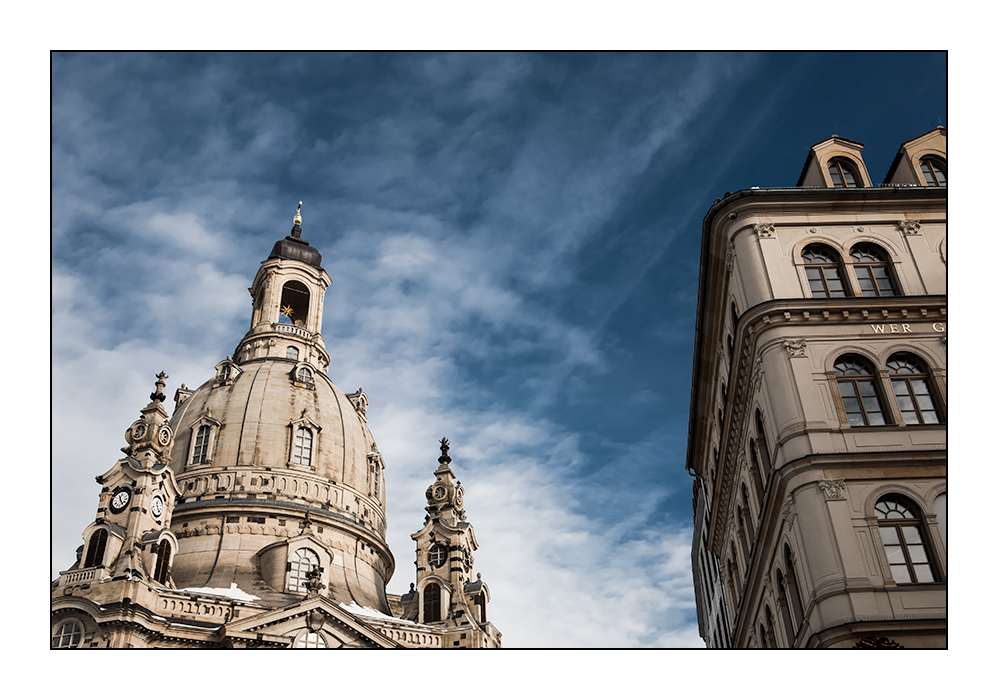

165,356,393,611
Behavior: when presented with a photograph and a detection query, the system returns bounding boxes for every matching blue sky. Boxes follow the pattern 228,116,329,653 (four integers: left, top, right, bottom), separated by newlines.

50,51,946,649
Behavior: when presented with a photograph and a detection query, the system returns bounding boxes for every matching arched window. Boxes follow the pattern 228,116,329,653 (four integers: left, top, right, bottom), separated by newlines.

84,529,108,568
423,582,442,622
777,570,795,644
218,364,231,382
741,485,755,542
920,157,946,186
875,496,937,584
475,593,487,623
727,558,739,606
294,631,327,648
887,354,941,424
293,426,313,466
802,245,847,298
835,356,886,426
755,411,772,479
288,548,320,593
296,366,313,384
154,540,171,585
850,245,898,297
279,280,311,327
827,158,860,188
784,544,805,632
286,346,299,361
51,621,83,648
749,442,765,508
192,424,211,464
737,507,751,566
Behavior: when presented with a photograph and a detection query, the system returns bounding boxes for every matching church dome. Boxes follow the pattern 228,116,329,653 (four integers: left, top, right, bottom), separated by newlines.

169,358,375,490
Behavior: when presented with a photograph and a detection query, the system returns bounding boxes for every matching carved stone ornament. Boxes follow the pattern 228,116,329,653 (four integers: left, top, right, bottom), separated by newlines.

783,339,808,358
306,607,326,630
753,223,776,239
818,478,846,501
853,636,904,649
726,242,736,272
896,220,922,236
762,573,772,593
782,499,797,529
752,355,764,391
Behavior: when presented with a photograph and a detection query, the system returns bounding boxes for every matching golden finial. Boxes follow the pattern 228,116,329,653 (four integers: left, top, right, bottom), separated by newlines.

294,201,302,226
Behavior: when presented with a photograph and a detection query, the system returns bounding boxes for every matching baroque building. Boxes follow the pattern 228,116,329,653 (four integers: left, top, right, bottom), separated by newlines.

687,129,946,648
51,205,502,649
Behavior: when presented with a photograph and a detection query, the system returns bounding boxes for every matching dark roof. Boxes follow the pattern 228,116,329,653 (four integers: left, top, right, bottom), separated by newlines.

268,225,323,269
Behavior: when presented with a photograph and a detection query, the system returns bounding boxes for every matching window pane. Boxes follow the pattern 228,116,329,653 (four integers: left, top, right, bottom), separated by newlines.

880,527,900,545
901,410,919,423
922,411,939,424
867,411,886,426
863,396,882,411
902,526,923,544
913,564,935,583
859,381,878,396
839,382,856,397
896,395,915,411
848,414,867,427
891,564,912,584
843,397,861,413
907,544,929,564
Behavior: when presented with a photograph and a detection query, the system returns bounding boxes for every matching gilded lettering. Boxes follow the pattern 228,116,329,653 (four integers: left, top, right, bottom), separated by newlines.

871,324,886,333
902,323,912,333
889,324,899,333
932,322,945,332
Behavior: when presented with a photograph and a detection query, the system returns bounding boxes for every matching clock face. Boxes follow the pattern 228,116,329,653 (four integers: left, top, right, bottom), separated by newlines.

433,485,447,501
150,496,164,518
158,427,172,446
132,423,146,439
110,488,131,514
428,544,448,568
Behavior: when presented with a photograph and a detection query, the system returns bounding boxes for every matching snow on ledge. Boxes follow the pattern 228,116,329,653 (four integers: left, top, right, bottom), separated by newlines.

339,601,410,623
179,583,260,602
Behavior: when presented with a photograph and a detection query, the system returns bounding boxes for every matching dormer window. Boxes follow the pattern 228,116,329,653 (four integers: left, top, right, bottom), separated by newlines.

286,346,299,361
920,157,946,186
296,367,312,383
827,158,859,188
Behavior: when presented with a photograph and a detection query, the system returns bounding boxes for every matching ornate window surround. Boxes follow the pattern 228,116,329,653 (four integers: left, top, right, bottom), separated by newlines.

187,412,221,466
213,358,241,386
287,412,321,469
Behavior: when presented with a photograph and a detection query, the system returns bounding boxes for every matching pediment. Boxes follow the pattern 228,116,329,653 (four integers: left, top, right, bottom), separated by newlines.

223,596,399,648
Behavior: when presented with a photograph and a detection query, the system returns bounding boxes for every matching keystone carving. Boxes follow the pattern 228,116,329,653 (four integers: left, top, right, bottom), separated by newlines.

783,339,808,358
818,479,846,501
753,223,776,238
782,499,797,529
896,220,922,236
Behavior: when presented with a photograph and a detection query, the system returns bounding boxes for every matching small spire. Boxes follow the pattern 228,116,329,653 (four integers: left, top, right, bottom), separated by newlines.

439,437,451,464
290,201,303,239
150,371,168,403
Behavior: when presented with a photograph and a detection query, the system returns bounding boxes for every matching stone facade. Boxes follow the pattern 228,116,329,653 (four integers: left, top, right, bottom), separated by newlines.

52,208,501,649
686,128,947,648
